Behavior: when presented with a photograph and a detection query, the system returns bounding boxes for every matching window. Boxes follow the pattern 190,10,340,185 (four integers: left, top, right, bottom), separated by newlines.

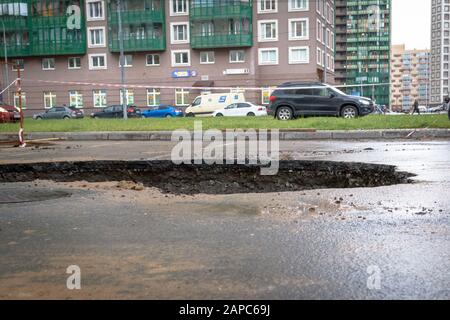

88,27,106,47
289,18,309,40
175,88,189,106
326,29,331,48
44,92,56,109
93,90,107,108
326,3,331,23
69,91,83,108
12,59,24,71
200,51,215,64
68,57,81,69
258,48,279,65
258,0,277,13
317,48,322,65
170,0,188,16
331,33,335,51
171,23,189,44
261,87,276,105
201,22,214,36
258,20,278,42
288,0,308,11
230,50,245,63
14,92,26,109
147,89,161,106
119,54,133,67
120,89,134,106
289,46,309,64
87,0,104,21
316,20,322,42
146,54,160,66
171,50,190,66
89,54,107,70
42,58,55,70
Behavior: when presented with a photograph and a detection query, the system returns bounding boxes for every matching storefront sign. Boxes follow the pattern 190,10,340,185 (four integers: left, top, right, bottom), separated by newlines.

172,70,197,78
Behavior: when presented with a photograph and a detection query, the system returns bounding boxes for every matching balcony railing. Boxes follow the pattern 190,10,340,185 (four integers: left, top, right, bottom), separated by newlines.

109,36,165,52
190,32,252,49
108,9,164,25
190,1,252,20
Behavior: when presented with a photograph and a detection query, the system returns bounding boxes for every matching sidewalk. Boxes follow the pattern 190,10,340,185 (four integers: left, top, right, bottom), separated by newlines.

1,128,450,142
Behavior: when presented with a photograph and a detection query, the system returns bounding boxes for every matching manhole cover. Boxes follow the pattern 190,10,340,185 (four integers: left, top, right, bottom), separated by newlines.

0,189,71,204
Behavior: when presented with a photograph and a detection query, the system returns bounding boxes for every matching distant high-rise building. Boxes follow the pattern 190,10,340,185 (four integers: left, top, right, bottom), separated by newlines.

335,0,391,106
430,0,450,106
391,44,430,112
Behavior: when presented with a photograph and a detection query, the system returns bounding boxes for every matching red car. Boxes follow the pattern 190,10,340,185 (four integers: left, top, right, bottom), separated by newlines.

0,103,21,122
0,106,10,123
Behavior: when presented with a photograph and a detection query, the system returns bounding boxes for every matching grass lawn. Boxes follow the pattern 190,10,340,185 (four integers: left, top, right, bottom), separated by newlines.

0,115,449,132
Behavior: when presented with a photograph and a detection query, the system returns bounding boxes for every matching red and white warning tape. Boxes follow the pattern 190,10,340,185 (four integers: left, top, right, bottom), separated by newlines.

20,78,391,92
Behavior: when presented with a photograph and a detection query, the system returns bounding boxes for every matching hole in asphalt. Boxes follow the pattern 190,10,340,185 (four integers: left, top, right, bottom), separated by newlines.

0,160,415,195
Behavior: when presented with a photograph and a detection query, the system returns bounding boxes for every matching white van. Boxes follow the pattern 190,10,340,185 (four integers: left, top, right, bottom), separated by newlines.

185,92,246,117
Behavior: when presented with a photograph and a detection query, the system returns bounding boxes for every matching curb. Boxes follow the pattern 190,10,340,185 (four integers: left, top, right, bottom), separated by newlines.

1,129,450,141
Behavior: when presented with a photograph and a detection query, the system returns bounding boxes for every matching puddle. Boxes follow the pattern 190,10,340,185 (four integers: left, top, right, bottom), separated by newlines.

0,160,414,195
0,188,71,204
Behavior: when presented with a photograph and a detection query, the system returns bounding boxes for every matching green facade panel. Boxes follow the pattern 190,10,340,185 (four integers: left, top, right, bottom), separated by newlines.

189,0,253,49
0,0,87,57
108,0,166,53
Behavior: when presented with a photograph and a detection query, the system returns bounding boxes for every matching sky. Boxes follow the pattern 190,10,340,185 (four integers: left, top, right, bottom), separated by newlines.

392,0,431,50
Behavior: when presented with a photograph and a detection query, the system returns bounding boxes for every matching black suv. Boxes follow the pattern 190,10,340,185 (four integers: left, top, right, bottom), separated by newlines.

268,82,375,120
91,105,141,119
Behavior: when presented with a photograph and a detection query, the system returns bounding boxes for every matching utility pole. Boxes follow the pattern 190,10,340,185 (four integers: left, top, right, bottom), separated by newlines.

117,0,127,120
17,66,25,147
1,20,9,105
323,24,327,84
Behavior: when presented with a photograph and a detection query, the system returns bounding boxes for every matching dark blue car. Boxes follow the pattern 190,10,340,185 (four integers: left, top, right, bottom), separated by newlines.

141,106,183,118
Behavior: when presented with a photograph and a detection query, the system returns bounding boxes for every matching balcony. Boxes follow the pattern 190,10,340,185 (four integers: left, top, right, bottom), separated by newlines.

189,1,253,49
108,0,166,52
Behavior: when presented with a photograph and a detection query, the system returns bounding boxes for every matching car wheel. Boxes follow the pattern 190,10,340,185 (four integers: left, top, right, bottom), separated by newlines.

341,106,358,119
276,106,293,121
63,116,70,120
186,113,195,117
93,116,99,119
247,112,255,117
215,113,223,117
141,115,146,119
165,114,172,118
35,116,42,120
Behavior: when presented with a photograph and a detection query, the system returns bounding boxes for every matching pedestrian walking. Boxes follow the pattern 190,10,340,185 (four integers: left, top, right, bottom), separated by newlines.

411,99,420,115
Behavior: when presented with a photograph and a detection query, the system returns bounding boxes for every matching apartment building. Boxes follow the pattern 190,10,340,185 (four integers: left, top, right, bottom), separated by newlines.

430,0,450,106
335,0,391,106
390,44,430,112
0,0,335,114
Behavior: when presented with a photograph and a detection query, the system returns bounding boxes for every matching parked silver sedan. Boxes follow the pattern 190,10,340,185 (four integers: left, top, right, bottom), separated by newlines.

33,106,84,120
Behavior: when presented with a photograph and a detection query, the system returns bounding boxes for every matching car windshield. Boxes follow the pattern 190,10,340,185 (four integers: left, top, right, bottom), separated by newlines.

328,86,348,96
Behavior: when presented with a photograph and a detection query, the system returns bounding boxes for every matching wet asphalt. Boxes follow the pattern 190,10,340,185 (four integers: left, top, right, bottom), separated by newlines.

0,139,449,299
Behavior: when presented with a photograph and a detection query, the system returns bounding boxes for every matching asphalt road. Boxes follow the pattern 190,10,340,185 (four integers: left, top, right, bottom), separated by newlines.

0,139,449,299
